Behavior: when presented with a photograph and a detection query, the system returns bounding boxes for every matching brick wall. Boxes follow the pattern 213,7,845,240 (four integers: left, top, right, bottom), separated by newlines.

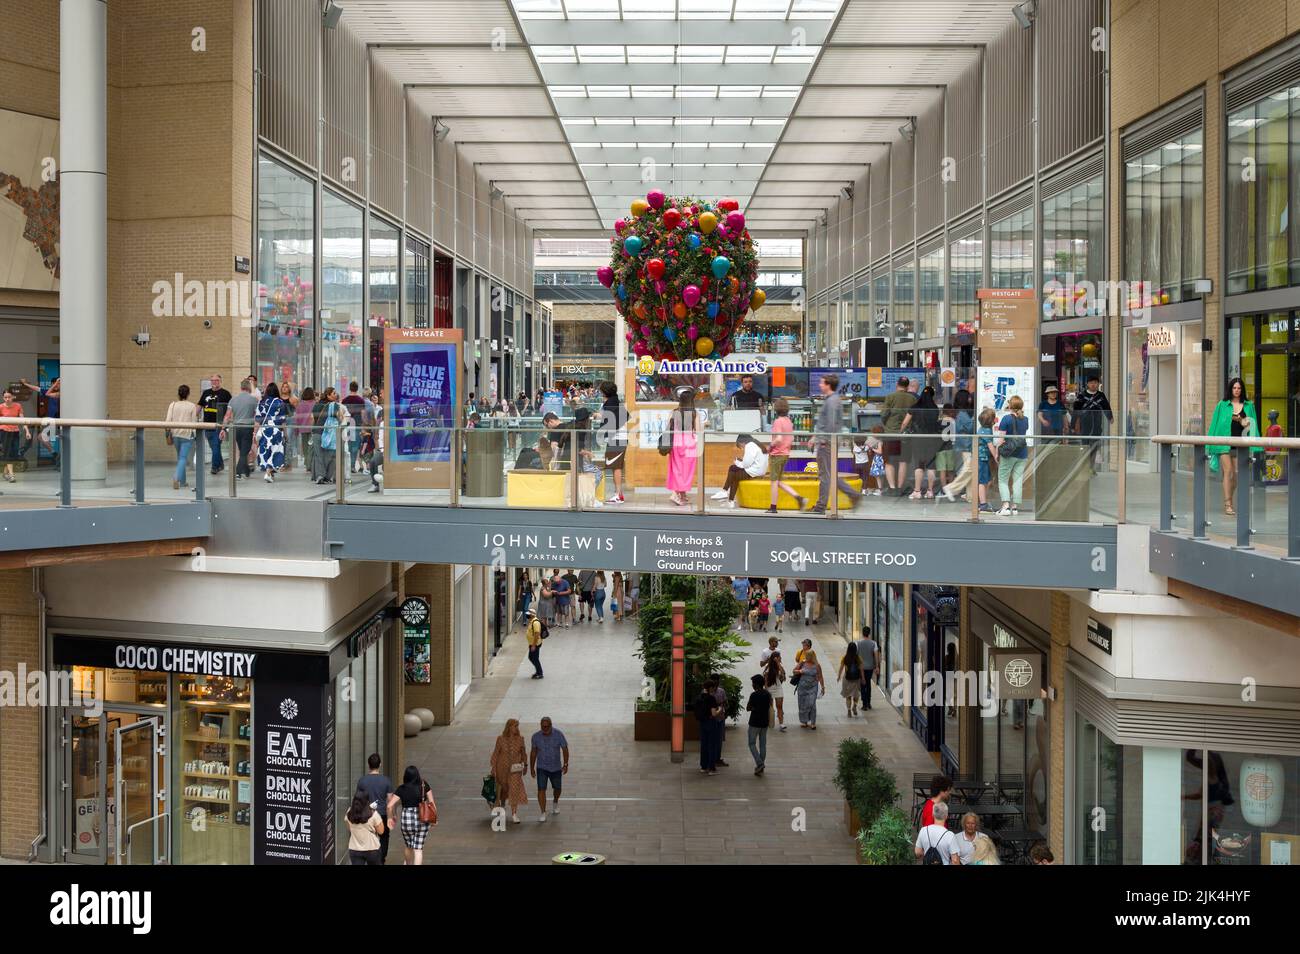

0,570,41,860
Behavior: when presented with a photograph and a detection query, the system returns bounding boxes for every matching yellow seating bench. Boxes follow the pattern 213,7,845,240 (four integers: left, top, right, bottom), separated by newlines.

735,475,862,510
506,469,603,508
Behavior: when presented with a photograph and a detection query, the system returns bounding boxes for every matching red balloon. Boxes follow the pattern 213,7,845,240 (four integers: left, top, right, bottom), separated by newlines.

717,197,739,213
662,208,682,230
646,258,666,279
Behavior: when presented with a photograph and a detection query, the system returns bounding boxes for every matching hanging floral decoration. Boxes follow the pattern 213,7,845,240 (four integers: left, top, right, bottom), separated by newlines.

597,190,765,362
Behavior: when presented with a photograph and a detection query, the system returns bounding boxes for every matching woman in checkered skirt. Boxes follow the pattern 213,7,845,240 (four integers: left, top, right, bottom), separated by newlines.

386,765,435,865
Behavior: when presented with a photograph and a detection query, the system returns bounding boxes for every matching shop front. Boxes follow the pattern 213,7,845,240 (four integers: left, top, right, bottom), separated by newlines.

1070,658,1300,865
1123,313,1205,470
970,594,1050,837
907,585,960,770
869,581,907,710
1040,327,1104,401
48,595,394,866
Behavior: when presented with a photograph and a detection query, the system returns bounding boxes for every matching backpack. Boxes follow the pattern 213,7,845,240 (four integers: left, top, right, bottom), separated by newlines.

920,827,951,866
320,403,340,451
539,621,550,640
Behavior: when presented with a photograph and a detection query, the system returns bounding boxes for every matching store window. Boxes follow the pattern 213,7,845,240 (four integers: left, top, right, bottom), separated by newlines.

1226,86,1300,293
892,262,915,346
991,205,1033,290
321,191,364,398
1227,312,1300,440
1042,174,1104,317
256,155,314,388
886,583,905,695
405,236,430,330
854,278,871,339
1123,129,1204,304
369,216,400,333
175,673,253,865
872,270,890,340
949,233,981,336
1125,326,1151,464
918,245,944,342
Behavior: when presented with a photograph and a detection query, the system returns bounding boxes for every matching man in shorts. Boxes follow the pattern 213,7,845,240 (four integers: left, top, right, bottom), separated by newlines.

598,381,627,504
529,716,570,822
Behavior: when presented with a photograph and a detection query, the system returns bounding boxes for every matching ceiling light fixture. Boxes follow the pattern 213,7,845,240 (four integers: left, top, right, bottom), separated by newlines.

490,183,505,200
839,185,853,201
433,118,451,142
1012,0,1037,29
322,0,343,29
899,119,916,141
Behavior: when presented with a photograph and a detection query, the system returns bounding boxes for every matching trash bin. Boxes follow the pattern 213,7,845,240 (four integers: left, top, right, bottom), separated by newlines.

464,428,505,497
1034,443,1091,521
552,851,606,865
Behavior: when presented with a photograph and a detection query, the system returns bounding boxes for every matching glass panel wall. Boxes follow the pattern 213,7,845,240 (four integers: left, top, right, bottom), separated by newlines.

369,216,400,332
1227,86,1300,293
872,269,890,340
1042,174,1104,318
949,233,982,335
1123,128,1203,303
854,277,871,339
256,155,315,388
405,236,430,329
320,190,364,397
918,245,944,341
892,262,915,347
991,205,1033,290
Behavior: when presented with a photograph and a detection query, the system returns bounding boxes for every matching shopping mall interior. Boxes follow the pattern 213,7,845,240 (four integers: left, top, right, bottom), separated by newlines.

0,0,1298,876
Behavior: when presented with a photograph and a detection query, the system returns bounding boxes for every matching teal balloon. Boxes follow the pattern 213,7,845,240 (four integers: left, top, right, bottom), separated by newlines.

624,235,643,255
706,301,720,318
688,234,702,249
711,256,731,279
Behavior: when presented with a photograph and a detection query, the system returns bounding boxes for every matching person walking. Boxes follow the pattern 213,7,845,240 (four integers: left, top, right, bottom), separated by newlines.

577,568,596,622
226,378,258,480
836,642,864,717
810,373,863,514
355,753,394,863
0,389,30,484
490,718,529,825
901,386,943,499
164,384,199,490
1207,377,1260,516
666,385,701,506
529,717,569,821
880,375,917,494
525,608,544,679
593,571,607,623
996,395,1030,516
197,373,231,476
793,648,825,729
783,579,801,627
745,674,773,776
1072,373,1114,470
914,801,960,865
694,680,724,775
385,765,436,865
801,579,819,626
517,571,534,623
598,380,627,504
551,569,572,628
342,380,367,474
766,397,806,512
312,387,343,484
345,791,386,866
920,774,953,827
255,382,287,483
942,392,976,502
292,386,316,472
853,625,881,710
763,650,787,731
538,574,555,629
1037,385,1066,437
610,570,624,623
712,677,730,766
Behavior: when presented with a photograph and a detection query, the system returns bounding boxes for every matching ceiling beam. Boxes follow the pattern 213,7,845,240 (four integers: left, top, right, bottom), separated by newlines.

536,62,811,86
553,97,796,118
516,20,834,46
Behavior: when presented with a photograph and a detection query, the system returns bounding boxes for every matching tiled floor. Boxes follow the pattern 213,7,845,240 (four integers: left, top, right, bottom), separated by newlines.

400,611,937,865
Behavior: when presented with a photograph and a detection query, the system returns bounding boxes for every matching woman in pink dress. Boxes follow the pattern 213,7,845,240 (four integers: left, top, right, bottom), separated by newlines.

666,386,701,506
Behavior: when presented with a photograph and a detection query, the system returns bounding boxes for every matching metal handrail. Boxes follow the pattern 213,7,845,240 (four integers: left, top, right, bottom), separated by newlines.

4,417,219,429
1152,433,1300,449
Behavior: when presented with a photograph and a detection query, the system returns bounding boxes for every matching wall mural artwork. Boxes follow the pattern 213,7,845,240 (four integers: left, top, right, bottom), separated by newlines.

0,107,60,292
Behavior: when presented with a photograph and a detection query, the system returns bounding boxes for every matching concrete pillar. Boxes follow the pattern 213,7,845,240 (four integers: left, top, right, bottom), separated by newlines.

60,0,108,480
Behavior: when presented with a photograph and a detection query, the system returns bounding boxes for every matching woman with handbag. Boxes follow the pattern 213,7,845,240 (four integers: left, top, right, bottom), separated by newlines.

312,387,342,484
387,765,436,865
255,382,288,484
164,384,199,490
792,648,825,729
1207,377,1260,516
489,718,529,824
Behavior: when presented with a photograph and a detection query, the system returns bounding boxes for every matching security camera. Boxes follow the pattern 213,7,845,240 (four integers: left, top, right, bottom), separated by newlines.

203,319,213,329
132,327,150,347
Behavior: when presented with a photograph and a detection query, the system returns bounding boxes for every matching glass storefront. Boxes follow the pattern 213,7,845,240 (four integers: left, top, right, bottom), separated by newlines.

1041,329,1104,398
1226,84,1300,294
918,245,944,342
1123,127,1204,304
405,235,430,330
256,155,315,388
1227,312,1300,440
872,269,890,340
854,277,870,340
321,190,364,397
892,261,915,349
1042,173,1105,316
949,232,982,336
991,203,1033,290
1075,715,1300,865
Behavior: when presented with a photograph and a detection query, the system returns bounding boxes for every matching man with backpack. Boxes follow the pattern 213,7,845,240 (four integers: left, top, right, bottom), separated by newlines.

525,608,545,679
914,800,960,865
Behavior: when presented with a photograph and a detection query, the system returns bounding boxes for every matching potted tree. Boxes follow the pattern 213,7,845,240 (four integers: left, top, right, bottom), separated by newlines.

857,806,914,865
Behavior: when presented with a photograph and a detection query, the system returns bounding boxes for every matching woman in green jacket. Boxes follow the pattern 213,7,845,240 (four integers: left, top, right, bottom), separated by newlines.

1206,377,1259,516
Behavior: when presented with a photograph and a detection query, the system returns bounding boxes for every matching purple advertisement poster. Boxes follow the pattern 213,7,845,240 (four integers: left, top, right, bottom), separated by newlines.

388,341,457,462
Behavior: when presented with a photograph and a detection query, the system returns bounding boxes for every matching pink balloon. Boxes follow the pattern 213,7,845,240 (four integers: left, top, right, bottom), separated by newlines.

626,330,634,342
596,266,615,288
687,325,699,340
633,341,648,357
726,211,745,232
641,324,652,336
682,284,702,307
646,190,666,210
614,219,627,233
654,279,667,294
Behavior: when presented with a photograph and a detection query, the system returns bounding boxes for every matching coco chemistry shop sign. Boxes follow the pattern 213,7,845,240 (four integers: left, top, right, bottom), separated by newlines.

112,644,256,677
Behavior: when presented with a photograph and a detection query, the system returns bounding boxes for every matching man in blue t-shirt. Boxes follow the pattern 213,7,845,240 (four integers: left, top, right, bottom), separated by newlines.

1036,385,1066,436
550,570,573,628
529,717,570,822
732,576,750,630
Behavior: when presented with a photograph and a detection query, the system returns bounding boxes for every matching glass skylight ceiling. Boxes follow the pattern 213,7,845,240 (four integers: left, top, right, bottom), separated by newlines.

511,0,842,230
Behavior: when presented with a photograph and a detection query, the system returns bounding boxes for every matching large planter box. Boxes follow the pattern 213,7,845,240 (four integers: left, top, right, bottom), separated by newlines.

634,707,700,741
845,801,862,838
